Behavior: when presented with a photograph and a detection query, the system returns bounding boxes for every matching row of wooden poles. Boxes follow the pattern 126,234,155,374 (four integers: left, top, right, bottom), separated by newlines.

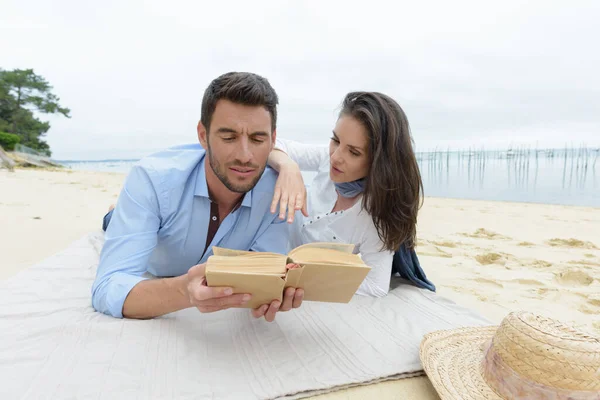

415,145,599,189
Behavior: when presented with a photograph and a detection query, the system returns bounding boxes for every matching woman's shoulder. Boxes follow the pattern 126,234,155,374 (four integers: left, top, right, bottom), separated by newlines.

359,210,379,234
341,202,381,241
353,204,395,254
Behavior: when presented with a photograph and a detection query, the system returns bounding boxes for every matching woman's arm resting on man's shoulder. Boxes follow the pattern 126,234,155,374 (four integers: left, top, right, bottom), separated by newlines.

268,147,309,223
268,138,329,223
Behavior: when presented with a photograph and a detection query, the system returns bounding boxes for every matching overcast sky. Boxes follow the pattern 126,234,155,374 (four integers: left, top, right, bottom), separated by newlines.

1,0,599,160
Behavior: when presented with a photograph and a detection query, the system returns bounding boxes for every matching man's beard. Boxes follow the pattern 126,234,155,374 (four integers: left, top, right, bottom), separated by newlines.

207,144,265,194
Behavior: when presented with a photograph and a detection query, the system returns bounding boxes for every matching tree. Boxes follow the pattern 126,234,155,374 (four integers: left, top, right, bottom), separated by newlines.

0,68,71,155
0,80,13,133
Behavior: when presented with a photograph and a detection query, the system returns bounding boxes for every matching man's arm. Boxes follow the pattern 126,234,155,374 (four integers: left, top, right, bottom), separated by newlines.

92,165,250,319
121,275,191,319
122,264,251,319
92,164,174,318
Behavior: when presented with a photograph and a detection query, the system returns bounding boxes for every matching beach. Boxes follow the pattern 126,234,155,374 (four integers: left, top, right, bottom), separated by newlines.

1,167,599,398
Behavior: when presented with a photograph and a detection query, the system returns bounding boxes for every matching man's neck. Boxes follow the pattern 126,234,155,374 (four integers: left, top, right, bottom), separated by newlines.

204,158,244,211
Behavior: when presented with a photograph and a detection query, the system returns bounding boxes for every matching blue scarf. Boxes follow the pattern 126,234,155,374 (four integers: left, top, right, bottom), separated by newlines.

334,178,366,198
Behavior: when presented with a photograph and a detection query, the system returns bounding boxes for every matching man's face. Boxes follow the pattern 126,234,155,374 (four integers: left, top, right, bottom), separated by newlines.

198,99,276,194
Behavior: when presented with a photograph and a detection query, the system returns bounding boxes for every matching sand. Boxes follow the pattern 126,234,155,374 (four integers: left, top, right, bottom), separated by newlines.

0,168,123,280
1,167,599,399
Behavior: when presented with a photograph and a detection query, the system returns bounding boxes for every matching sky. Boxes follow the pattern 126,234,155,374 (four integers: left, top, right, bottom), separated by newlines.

1,0,599,160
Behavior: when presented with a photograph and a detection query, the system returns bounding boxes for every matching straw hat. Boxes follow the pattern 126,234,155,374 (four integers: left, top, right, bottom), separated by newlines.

419,311,600,399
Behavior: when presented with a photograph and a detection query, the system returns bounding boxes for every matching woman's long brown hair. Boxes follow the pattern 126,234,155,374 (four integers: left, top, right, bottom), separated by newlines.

340,92,423,251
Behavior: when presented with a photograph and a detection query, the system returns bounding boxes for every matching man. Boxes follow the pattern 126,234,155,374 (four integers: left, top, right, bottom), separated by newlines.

92,72,304,321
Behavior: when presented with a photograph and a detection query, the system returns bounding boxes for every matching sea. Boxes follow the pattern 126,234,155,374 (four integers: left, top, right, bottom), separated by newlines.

58,147,600,208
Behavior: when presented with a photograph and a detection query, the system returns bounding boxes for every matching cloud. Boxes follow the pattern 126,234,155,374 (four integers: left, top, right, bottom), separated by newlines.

1,0,599,159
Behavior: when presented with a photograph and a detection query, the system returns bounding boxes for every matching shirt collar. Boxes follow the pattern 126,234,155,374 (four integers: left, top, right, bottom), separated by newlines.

194,158,253,208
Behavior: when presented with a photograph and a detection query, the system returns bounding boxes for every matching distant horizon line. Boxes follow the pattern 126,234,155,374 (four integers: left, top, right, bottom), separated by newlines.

55,145,600,163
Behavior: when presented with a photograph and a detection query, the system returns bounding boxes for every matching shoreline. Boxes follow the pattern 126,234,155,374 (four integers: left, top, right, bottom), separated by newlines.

9,165,600,209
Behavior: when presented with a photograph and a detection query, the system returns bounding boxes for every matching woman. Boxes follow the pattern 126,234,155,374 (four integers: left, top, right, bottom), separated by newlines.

267,91,434,298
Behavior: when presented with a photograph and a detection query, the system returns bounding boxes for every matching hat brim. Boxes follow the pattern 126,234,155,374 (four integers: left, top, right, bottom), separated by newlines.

419,326,503,400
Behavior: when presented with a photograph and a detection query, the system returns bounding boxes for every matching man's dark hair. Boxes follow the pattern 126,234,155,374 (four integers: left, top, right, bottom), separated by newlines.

201,72,278,133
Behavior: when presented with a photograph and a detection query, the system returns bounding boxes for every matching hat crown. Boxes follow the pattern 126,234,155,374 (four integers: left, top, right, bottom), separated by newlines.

490,311,600,391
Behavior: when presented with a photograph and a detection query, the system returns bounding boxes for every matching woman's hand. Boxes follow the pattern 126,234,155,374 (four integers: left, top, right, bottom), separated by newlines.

270,161,309,223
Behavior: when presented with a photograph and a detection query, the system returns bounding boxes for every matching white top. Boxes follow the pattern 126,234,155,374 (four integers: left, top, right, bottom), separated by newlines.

275,138,393,297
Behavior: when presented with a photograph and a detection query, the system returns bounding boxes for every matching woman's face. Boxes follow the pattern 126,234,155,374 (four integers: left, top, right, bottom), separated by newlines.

329,115,370,183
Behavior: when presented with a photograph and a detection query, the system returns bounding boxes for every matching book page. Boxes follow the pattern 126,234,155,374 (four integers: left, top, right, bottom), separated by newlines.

289,247,365,267
288,242,355,259
212,247,283,258
206,255,288,275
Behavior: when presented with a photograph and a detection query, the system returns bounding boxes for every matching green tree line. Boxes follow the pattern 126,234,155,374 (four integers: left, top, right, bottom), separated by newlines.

0,68,70,156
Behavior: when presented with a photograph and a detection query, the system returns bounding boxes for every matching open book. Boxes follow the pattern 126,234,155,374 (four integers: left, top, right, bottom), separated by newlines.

205,243,371,309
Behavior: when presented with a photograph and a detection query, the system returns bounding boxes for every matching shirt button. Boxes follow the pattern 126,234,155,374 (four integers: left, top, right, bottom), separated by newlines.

212,216,217,221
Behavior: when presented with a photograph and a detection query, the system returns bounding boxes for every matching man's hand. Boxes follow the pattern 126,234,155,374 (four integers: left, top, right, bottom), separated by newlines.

186,263,251,312
251,263,304,322
251,287,304,322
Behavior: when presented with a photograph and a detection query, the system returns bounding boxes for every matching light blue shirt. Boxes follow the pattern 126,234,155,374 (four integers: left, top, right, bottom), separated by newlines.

91,143,290,318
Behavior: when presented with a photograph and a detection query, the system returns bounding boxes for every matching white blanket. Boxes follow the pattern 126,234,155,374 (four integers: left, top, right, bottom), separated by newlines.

0,232,491,400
